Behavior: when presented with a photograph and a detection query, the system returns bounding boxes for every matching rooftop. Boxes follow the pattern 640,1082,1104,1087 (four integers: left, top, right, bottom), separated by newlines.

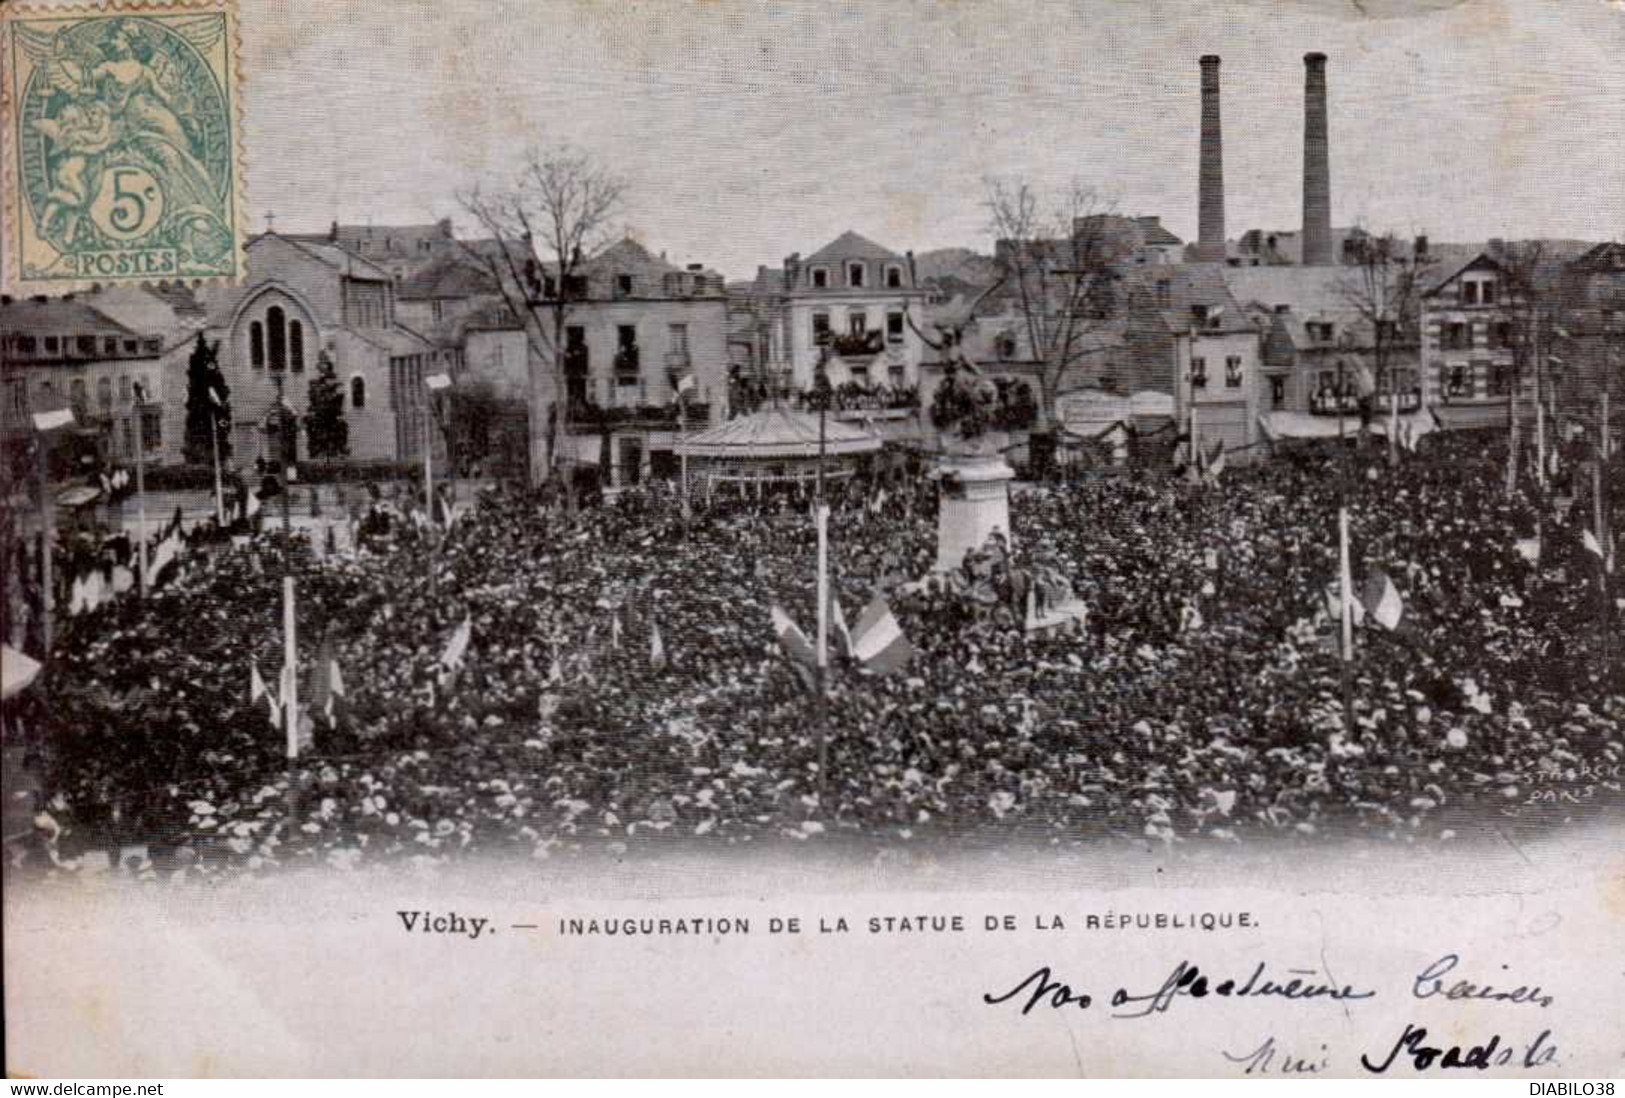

251,232,397,283
0,297,141,338
1123,263,1255,335
803,230,903,267
398,257,501,301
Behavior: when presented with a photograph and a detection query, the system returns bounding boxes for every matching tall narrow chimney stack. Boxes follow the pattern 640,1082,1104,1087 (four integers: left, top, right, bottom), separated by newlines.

1302,52,1333,266
1196,55,1225,263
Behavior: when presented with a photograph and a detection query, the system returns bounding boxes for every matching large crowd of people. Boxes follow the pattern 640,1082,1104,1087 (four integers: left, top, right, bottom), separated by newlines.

6,428,1622,878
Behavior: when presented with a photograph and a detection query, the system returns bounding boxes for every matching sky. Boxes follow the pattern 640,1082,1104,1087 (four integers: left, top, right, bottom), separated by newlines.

244,0,1625,279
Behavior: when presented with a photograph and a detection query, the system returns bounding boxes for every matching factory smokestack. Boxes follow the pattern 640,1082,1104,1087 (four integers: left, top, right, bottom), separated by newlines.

1302,52,1333,266
1196,55,1225,263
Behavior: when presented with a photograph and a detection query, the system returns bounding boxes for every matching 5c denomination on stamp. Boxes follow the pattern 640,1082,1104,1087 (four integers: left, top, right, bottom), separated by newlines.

1,0,245,292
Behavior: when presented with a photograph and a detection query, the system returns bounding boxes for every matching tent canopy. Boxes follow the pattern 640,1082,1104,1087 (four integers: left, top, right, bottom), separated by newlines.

1259,409,1439,442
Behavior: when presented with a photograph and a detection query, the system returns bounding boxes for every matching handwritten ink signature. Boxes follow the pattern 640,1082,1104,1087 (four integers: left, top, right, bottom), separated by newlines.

1361,1024,1558,1073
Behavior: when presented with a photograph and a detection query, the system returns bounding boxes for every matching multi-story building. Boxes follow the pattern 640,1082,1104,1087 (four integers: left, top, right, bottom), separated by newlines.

1553,241,1625,428
1420,250,1537,432
395,256,504,332
1,294,174,466
528,238,729,487
725,265,789,401
1225,264,1425,441
1148,267,1264,459
315,220,464,283
780,231,931,393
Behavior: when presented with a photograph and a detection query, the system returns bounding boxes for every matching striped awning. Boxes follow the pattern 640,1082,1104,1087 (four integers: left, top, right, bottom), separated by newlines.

1432,402,1530,430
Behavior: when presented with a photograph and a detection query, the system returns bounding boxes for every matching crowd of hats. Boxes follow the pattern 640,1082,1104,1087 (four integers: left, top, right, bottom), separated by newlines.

12,429,1622,879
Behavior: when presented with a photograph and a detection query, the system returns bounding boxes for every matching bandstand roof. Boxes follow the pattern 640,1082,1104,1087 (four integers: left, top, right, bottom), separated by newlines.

677,408,882,460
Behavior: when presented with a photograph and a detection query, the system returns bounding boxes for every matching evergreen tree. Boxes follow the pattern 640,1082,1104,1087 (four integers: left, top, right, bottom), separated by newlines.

304,351,350,459
182,333,231,466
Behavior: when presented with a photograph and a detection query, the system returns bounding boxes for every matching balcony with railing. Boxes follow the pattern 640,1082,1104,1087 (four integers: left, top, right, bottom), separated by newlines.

567,397,710,430
829,330,884,358
1372,388,1423,413
1308,390,1363,416
783,382,920,416
1308,386,1423,416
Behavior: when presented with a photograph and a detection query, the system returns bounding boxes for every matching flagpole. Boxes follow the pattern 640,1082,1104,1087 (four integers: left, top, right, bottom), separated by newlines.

282,379,299,760
1339,504,1356,737
210,401,226,525
814,357,829,791
424,397,436,595
679,383,690,537
35,432,54,654
1597,391,1611,679
1189,367,1199,473
1598,391,1610,543
134,395,149,598
423,400,433,528
284,573,298,760
1535,316,1546,492
1389,361,1400,467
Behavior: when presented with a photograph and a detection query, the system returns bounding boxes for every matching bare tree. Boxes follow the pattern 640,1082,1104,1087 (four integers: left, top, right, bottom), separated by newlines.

457,145,627,500
983,177,1122,433
1495,241,1552,494
1339,230,1431,466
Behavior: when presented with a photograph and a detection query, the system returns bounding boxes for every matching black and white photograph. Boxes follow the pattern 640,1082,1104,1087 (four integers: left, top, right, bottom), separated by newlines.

3,0,1623,1080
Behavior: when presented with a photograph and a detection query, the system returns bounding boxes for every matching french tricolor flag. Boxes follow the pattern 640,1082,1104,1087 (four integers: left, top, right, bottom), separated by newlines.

851,597,917,675
769,604,817,690
1360,569,1406,632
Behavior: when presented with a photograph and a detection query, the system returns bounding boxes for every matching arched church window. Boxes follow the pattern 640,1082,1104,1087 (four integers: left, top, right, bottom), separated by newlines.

267,306,287,371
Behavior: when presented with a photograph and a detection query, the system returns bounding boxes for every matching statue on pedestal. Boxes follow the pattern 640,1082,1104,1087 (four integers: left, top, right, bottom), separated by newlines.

904,290,1017,571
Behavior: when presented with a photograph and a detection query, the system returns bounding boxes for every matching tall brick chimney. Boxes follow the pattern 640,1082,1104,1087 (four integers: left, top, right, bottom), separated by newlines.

1302,52,1333,266
1196,55,1226,263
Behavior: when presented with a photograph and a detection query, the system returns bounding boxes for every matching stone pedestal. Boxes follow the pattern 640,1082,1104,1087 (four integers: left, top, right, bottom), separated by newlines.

934,451,1015,572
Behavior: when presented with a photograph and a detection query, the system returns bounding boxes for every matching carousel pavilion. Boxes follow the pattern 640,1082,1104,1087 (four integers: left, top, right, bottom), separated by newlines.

675,407,882,498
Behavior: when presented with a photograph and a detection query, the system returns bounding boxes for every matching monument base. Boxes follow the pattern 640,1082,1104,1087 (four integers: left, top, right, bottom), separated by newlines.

934,451,1015,572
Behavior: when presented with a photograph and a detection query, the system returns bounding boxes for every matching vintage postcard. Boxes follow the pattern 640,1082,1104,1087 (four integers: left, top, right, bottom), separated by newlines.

3,0,1623,1080
1,0,245,293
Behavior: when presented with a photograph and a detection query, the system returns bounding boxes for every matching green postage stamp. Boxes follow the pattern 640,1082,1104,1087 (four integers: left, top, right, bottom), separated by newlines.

1,0,245,292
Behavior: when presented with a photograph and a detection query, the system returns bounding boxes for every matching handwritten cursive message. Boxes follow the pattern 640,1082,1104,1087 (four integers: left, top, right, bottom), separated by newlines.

982,952,1562,1075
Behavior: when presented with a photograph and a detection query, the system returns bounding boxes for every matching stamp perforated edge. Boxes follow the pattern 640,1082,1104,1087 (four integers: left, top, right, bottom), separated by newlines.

0,0,248,297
